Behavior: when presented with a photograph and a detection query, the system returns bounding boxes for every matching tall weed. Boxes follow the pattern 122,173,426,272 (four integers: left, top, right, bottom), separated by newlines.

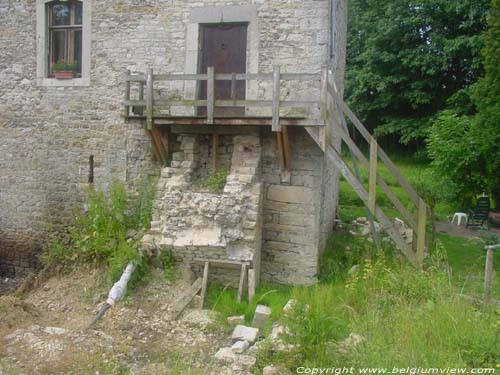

41,178,157,288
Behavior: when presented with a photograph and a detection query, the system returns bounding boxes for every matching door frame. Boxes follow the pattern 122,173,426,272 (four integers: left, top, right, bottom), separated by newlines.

183,5,259,116
197,22,248,116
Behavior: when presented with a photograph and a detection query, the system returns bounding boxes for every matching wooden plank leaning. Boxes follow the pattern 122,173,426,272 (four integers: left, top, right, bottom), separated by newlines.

169,278,203,320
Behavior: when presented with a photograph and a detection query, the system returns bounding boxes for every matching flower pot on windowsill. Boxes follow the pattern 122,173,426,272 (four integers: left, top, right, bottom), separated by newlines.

54,70,74,80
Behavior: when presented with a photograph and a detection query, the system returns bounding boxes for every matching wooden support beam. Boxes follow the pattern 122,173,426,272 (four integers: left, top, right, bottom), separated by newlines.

146,68,153,130
123,69,130,118
207,67,215,125
212,133,219,170
149,128,167,165
272,66,281,132
368,138,378,215
237,263,247,303
282,126,291,171
276,131,286,171
416,198,427,268
200,261,209,309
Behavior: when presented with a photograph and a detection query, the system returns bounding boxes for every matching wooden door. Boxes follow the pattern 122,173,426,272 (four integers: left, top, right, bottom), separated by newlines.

199,23,248,117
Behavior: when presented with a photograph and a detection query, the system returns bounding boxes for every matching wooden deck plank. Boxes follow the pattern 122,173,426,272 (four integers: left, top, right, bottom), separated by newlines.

148,117,324,127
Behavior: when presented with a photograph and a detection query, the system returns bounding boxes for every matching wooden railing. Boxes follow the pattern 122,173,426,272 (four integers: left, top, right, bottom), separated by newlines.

325,79,427,267
122,67,326,131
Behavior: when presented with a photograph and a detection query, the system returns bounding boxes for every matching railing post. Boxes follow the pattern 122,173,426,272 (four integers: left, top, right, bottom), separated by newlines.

416,198,427,268
123,69,130,118
368,138,378,215
230,73,236,102
138,81,144,116
272,66,281,132
207,66,215,125
146,68,153,130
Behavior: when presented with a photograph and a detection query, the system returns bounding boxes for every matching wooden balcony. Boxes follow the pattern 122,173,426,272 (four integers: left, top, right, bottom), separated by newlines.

121,66,429,269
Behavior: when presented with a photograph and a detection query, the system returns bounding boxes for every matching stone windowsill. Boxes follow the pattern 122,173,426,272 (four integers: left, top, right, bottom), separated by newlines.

36,77,90,87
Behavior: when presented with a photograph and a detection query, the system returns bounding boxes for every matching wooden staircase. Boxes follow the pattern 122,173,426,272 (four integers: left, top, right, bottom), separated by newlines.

318,74,427,268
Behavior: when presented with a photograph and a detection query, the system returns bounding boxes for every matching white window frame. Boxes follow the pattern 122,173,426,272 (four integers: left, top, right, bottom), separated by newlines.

36,0,91,87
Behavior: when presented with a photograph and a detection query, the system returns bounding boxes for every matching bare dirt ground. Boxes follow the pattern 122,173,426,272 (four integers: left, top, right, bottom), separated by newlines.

0,267,253,375
436,220,500,239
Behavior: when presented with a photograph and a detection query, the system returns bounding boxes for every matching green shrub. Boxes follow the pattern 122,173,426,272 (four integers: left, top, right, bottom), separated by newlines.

427,111,486,207
41,178,157,288
159,246,176,280
198,167,229,193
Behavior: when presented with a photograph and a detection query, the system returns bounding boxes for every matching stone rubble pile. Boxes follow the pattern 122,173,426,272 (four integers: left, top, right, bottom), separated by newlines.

214,301,301,373
351,216,414,246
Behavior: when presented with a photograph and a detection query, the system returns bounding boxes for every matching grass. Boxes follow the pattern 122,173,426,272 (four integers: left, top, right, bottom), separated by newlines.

338,153,455,223
207,282,292,333
207,228,500,372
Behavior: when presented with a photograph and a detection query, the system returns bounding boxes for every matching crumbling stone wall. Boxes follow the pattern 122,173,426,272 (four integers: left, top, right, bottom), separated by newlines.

144,133,263,284
0,0,346,279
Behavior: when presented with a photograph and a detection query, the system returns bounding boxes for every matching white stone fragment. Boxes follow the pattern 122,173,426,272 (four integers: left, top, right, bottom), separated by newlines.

231,325,259,344
43,327,67,335
214,347,256,368
231,340,250,354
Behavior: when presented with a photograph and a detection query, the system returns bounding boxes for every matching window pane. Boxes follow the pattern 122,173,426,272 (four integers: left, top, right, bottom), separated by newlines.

75,2,83,25
73,29,82,74
51,3,70,26
51,30,66,65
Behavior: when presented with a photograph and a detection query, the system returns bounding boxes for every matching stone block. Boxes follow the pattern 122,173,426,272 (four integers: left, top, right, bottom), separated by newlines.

231,325,259,344
252,304,271,328
267,185,314,205
214,347,256,369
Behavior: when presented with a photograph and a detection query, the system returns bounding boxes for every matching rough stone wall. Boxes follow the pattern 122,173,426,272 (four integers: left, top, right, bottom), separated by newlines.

144,133,263,285
0,0,345,278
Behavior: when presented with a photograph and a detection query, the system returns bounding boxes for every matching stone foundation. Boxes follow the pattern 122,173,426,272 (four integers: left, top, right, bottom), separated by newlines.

144,127,339,285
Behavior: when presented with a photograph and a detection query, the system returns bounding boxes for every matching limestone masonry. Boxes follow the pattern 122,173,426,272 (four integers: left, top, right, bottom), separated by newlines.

0,0,347,284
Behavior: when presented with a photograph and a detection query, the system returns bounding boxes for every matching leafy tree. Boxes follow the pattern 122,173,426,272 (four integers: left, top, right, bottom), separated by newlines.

426,111,486,206
346,0,489,146
471,0,500,208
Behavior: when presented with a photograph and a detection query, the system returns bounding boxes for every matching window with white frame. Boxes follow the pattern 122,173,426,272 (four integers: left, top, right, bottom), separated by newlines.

36,0,91,86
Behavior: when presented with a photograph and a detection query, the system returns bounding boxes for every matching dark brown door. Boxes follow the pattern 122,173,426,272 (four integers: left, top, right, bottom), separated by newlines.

199,23,248,117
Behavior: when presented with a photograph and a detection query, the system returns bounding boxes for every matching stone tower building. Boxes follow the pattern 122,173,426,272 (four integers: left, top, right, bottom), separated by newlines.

0,0,347,284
